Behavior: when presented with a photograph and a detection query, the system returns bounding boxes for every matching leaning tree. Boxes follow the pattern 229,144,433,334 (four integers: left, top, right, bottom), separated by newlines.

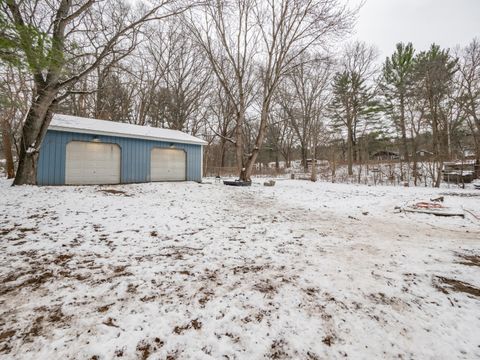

0,0,191,185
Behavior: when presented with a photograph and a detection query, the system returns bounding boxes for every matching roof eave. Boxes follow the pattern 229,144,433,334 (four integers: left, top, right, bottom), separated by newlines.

48,125,207,146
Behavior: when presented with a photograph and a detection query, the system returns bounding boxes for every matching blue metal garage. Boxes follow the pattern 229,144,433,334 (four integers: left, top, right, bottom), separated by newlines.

37,114,206,185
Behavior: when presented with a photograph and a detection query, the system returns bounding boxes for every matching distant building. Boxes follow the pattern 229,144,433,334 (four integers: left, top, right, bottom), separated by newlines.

415,149,434,159
371,150,399,161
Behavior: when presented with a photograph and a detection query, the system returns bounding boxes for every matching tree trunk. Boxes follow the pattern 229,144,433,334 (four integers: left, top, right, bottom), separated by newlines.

347,125,354,176
235,100,246,177
331,150,336,183
399,96,410,164
474,138,480,179
301,145,308,172
240,105,269,181
434,161,443,188
1,117,15,178
431,107,442,188
13,91,56,186
219,137,227,168
411,136,419,186
311,146,317,182
284,152,291,168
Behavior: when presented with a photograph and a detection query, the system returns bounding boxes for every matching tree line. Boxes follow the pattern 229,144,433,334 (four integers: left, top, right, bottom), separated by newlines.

1,0,479,187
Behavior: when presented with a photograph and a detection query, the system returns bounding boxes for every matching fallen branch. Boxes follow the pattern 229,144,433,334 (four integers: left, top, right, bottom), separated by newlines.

402,208,464,218
463,208,480,221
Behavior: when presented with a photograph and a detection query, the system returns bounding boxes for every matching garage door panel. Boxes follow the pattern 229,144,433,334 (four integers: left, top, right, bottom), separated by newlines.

66,141,121,185
151,148,186,181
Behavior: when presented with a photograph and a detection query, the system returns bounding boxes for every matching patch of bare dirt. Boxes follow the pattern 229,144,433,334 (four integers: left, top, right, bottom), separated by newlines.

253,279,277,295
136,337,164,360
53,254,74,265
173,319,202,335
0,329,16,354
303,287,319,297
368,292,403,306
197,286,215,306
20,306,71,343
0,228,14,236
0,330,16,341
0,270,54,296
434,276,480,298
322,335,335,346
456,253,480,267
232,264,268,275
306,351,321,359
16,227,37,233
97,303,114,313
98,189,132,196
102,318,120,328
136,341,151,360
268,339,289,359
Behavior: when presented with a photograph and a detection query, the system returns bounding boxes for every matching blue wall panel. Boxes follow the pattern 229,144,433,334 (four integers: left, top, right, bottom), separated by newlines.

37,130,203,185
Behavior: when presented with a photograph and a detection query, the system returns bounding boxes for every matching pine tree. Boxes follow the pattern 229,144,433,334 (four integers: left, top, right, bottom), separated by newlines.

329,70,380,175
381,42,415,166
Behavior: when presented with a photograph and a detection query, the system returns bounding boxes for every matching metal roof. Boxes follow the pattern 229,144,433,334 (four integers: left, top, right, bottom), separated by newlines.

49,114,207,145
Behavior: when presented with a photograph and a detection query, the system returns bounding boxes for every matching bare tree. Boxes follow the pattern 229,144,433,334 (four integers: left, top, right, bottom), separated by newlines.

0,64,32,178
1,0,192,185
145,22,212,132
413,44,457,187
208,83,237,168
406,95,427,185
239,0,353,181
264,106,296,169
186,0,259,177
280,54,333,172
188,0,354,181
457,38,480,168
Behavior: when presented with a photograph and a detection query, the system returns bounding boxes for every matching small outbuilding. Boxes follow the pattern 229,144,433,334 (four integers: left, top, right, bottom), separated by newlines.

37,114,206,185
371,150,399,161
415,149,434,159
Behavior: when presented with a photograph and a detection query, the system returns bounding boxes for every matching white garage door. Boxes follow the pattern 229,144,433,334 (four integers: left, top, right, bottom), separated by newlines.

151,148,186,181
65,141,121,185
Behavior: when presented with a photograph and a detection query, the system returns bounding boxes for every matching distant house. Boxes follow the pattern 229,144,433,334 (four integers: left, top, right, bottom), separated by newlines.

415,149,434,158
37,114,206,185
371,150,399,161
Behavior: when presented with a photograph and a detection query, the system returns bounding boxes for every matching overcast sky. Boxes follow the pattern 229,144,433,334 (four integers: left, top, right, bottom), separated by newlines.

348,0,480,60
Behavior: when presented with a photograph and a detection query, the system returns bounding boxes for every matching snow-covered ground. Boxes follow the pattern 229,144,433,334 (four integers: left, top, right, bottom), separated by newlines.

0,178,479,359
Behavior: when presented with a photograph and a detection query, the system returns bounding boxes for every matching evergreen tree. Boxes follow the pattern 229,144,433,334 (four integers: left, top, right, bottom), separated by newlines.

329,70,380,175
381,42,415,165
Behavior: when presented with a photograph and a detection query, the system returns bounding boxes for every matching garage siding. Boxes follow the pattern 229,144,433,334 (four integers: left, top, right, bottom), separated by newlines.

37,130,203,185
